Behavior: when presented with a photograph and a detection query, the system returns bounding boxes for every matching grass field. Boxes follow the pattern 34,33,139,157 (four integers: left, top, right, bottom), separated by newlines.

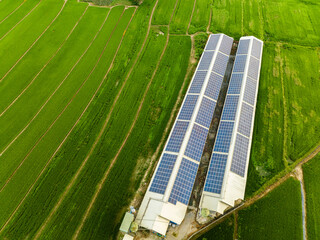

303,154,320,239
197,214,234,240
1,0,320,238
238,178,303,240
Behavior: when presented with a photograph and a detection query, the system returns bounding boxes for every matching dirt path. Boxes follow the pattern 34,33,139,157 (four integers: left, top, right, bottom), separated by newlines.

0,5,89,117
0,0,42,42
206,9,212,34
0,0,67,81
0,1,25,25
0,6,109,172
0,7,133,234
188,143,320,240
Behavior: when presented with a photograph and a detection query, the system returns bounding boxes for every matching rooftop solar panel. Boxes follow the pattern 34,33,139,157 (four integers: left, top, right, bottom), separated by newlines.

195,97,216,128
149,154,177,194
248,56,260,80
168,158,198,205
237,39,250,55
238,102,254,137
212,52,229,76
251,39,262,59
221,95,239,121
243,77,257,106
189,71,208,94
204,72,224,100
227,73,244,94
178,95,199,120
230,134,250,177
198,51,215,70
205,34,220,51
219,35,233,55
204,153,228,194
184,124,209,162
165,121,189,153
214,121,234,153
233,55,247,73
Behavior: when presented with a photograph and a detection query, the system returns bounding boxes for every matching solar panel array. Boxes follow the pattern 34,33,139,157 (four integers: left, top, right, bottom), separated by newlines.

148,34,234,206
203,37,263,195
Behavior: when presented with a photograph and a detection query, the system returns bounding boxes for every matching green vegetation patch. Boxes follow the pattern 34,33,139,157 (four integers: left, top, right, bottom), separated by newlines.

238,177,303,240
197,214,234,240
303,154,320,239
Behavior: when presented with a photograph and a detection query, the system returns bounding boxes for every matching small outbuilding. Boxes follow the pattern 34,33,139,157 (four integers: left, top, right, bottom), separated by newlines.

120,212,134,233
123,234,134,240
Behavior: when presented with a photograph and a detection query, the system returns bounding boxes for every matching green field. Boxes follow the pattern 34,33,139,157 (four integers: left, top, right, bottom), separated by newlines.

1,0,320,238
238,178,302,240
303,154,320,239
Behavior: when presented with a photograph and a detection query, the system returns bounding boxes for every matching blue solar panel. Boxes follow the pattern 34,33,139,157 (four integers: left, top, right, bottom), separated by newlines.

214,121,234,153
168,158,198,205
212,52,229,76
149,154,177,194
184,124,209,162
230,134,250,177
189,71,207,93
205,34,220,51
219,35,233,55
198,51,214,70
204,153,228,194
251,39,262,59
204,72,223,100
221,95,239,121
178,95,199,120
165,121,189,153
238,102,254,137
237,39,250,55
195,97,216,128
233,55,247,73
243,77,257,106
227,73,243,94
248,56,260,80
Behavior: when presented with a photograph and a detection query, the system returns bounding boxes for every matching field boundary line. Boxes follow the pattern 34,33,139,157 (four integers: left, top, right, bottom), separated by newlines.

0,5,89,117
0,7,132,234
72,27,172,240
186,0,197,34
31,9,135,239
0,1,25,25
0,0,41,42
0,7,111,189
0,0,66,82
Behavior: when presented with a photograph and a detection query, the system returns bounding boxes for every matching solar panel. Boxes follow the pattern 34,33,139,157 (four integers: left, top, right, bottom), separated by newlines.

189,71,207,93
227,73,243,94
248,56,260,80
204,72,223,100
221,95,239,121
165,121,189,153
243,77,257,106
251,39,262,59
212,52,229,76
178,95,199,120
149,154,177,194
204,153,228,194
238,102,254,137
184,124,209,162
230,134,250,177
214,121,234,153
205,34,220,51
195,97,216,128
168,158,198,205
198,51,214,70
233,55,247,73
219,35,233,55
237,39,250,55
